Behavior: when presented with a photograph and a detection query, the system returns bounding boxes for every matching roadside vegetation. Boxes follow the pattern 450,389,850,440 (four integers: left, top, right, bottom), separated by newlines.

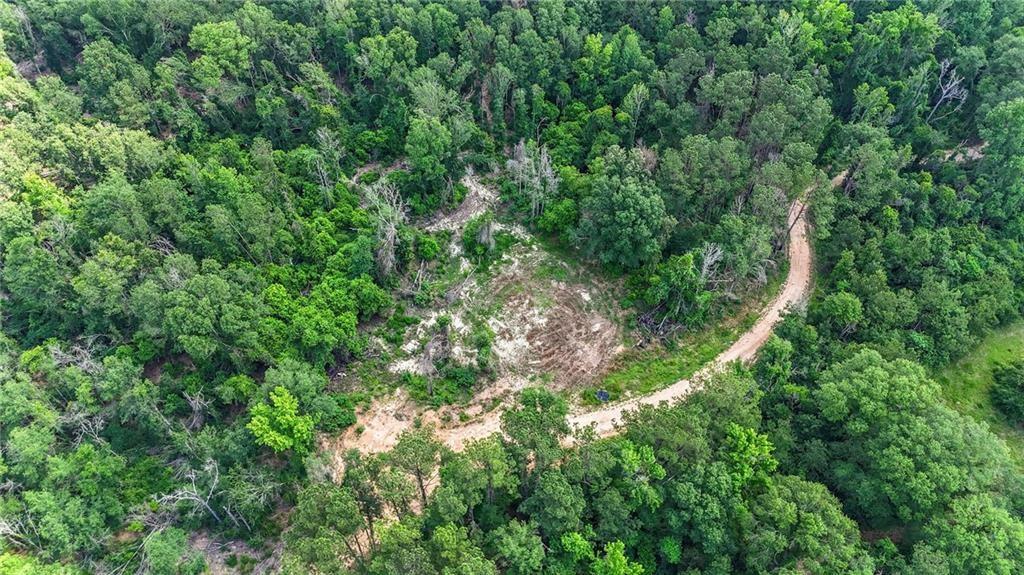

2,1,1024,574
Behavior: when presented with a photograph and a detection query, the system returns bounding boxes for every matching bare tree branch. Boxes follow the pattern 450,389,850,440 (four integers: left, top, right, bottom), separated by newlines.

362,179,408,279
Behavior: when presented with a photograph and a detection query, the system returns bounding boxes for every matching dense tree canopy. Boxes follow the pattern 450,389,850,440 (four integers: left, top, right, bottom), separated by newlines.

2,0,1024,573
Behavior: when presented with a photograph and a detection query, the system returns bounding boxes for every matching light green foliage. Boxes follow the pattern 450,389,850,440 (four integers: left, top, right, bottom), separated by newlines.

0,553,83,575
723,424,778,489
4,1,1024,572
592,541,644,575
247,386,315,454
143,528,205,575
188,21,253,89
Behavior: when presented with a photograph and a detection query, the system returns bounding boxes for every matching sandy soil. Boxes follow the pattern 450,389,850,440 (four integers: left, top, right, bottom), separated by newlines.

424,169,497,233
941,141,986,163
330,175,832,458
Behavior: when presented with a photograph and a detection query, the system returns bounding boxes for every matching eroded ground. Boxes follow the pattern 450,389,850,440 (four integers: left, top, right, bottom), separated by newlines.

323,172,630,464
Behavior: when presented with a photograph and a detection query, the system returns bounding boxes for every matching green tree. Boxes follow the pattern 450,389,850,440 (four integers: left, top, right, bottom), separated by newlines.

502,387,569,487
978,98,1024,227
592,541,644,575
909,495,1024,575
286,482,368,571
519,469,585,538
579,146,674,269
744,475,875,574
404,114,457,213
390,427,443,507
723,423,778,490
809,350,1011,526
247,386,315,455
492,520,545,575
143,528,205,575
992,360,1024,424
1,236,69,341
188,20,253,89
639,252,713,327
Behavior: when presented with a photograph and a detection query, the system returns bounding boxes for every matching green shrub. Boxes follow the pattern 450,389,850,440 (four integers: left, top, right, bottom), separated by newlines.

993,361,1024,424
311,393,357,432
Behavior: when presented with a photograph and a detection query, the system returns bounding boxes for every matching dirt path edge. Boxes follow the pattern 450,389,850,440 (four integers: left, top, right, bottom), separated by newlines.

334,175,836,456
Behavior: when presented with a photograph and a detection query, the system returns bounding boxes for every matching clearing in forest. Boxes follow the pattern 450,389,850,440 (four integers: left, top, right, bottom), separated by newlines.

327,172,631,457
327,173,820,462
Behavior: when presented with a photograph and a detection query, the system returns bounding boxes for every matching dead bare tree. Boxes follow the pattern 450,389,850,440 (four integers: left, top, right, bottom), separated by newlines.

362,179,408,279
220,467,281,532
149,235,176,256
926,59,968,124
182,390,212,431
622,82,650,144
506,140,559,220
476,217,496,251
0,502,42,554
698,242,724,286
314,127,345,209
158,459,223,524
59,407,107,447
49,338,105,374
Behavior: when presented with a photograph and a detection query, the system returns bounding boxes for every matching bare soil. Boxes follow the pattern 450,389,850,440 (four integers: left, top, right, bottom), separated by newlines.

329,174,829,459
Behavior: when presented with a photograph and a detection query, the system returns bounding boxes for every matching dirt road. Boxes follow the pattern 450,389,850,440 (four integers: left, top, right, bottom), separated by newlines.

335,176,834,455
564,197,812,440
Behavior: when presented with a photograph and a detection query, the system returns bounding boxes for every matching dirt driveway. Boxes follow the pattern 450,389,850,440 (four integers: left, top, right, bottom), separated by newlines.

331,175,835,456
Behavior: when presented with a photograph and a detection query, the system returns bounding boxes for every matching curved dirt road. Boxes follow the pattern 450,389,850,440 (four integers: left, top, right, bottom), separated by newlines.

337,175,834,455
565,197,811,440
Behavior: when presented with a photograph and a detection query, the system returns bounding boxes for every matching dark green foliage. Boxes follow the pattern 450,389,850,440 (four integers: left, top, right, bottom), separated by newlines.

405,363,481,407
635,252,713,328
908,494,1024,575
311,393,358,433
3,1,1024,572
993,360,1024,424
578,146,674,269
807,350,1011,526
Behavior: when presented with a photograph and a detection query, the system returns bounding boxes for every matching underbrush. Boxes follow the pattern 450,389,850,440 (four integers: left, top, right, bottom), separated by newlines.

579,265,787,405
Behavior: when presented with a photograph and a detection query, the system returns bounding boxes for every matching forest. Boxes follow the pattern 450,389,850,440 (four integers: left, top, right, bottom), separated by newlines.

1,0,1024,573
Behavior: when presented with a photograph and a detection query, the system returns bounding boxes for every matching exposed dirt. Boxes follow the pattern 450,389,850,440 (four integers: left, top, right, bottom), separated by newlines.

482,243,623,388
424,169,498,233
189,531,281,575
330,174,832,459
940,141,986,163
395,172,625,398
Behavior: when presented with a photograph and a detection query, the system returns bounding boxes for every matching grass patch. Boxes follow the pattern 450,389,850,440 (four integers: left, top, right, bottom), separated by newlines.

578,264,788,407
933,321,1024,466
580,323,741,406
534,260,571,282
